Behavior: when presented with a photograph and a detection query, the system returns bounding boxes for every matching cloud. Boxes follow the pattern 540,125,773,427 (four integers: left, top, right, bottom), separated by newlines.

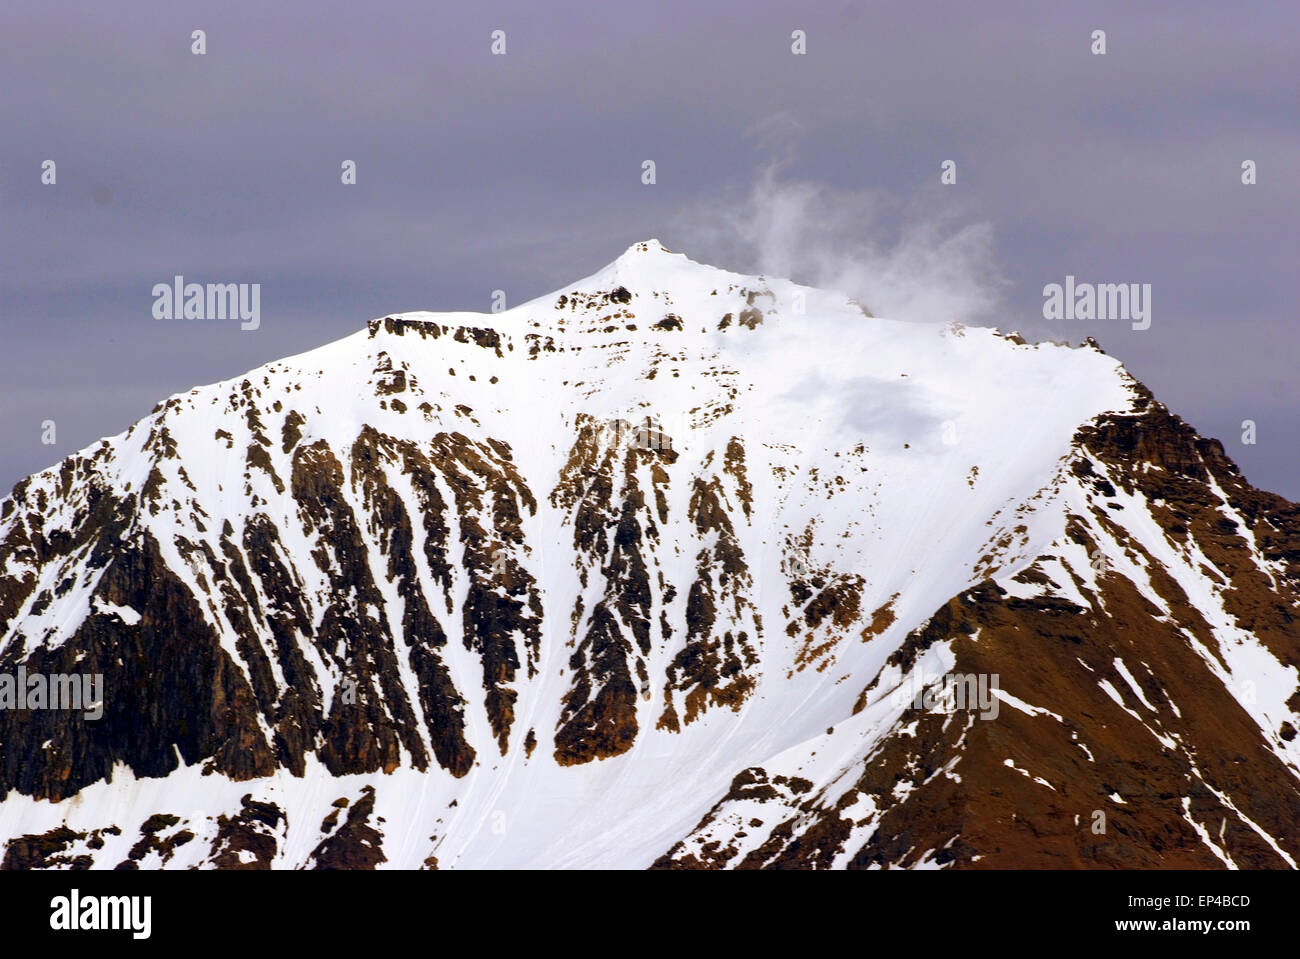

673,164,1008,326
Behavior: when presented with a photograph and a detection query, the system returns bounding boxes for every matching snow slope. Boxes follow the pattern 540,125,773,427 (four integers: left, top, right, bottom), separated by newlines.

1,240,1296,870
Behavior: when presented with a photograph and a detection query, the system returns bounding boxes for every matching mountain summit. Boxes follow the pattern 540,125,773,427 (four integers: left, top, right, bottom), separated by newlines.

1,244,1297,869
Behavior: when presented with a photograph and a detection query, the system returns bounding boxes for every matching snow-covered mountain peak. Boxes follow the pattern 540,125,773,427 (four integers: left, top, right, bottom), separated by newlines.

2,242,1298,871
616,237,673,259
506,238,841,338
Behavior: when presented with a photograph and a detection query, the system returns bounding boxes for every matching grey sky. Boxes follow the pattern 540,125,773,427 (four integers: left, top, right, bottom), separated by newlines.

2,0,1297,497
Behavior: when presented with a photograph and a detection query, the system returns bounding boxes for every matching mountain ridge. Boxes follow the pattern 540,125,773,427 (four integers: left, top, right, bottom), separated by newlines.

1,242,1296,869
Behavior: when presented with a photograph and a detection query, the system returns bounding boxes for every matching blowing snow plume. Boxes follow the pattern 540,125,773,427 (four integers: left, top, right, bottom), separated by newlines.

673,166,1008,326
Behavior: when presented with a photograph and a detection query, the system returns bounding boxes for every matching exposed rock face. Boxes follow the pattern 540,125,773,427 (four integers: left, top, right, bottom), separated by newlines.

0,241,1296,869
655,400,1300,870
307,786,386,870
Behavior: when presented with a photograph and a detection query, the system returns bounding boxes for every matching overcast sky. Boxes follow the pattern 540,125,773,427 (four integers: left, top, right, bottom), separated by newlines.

2,0,1296,498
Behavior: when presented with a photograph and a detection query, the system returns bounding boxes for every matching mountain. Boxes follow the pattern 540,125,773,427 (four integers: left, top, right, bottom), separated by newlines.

1,239,1297,869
